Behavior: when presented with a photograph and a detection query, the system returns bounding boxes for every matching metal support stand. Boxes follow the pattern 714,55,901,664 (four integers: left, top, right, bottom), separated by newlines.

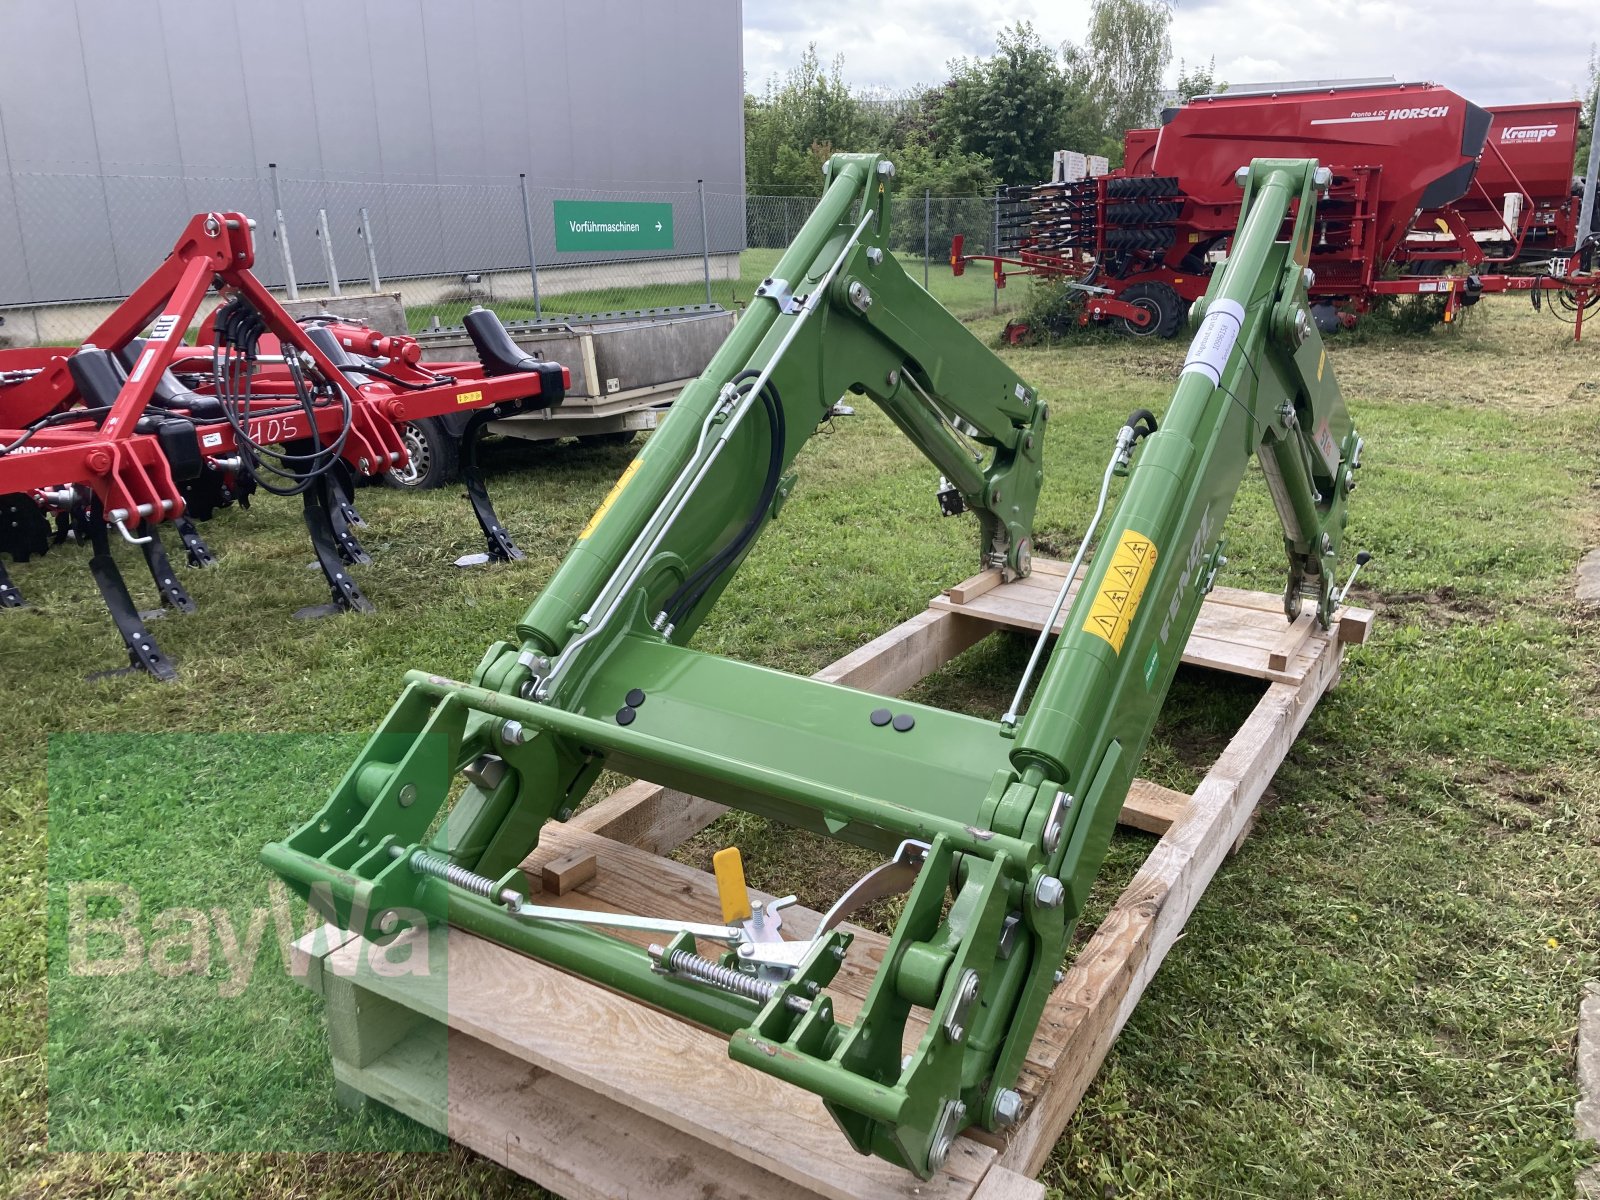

84,501,175,681
0,559,23,608
173,516,216,569
519,173,543,320
138,521,197,613
698,179,713,304
269,162,299,301
992,187,1001,314
295,476,375,619
454,411,524,567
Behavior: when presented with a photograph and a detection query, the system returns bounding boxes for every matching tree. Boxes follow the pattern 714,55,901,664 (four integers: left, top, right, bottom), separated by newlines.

1064,0,1173,143
744,46,869,194
937,22,1071,185
1175,57,1226,104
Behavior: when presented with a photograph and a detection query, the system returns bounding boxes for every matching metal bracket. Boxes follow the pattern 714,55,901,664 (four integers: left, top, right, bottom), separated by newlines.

753,276,796,314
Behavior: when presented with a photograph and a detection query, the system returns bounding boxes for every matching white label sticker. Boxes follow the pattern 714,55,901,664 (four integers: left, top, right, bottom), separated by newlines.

148,313,181,341
201,432,224,448
128,347,158,383
1014,383,1027,402
1180,299,1245,386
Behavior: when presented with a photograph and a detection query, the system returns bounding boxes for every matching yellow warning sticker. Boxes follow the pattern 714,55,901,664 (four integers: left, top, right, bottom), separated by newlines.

1082,529,1158,653
578,457,642,541
1317,348,1326,381
456,389,483,406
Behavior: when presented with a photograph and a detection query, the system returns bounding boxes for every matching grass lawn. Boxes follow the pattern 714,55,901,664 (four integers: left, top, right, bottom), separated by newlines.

404,245,1011,330
3,295,1598,1198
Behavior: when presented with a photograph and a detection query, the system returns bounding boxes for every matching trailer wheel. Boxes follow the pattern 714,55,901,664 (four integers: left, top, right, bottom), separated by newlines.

1117,282,1186,339
385,418,459,490
577,431,637,448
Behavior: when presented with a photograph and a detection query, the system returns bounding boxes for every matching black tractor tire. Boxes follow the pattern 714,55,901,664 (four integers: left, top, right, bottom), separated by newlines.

577,430,637,448
385,418,459,490
0,492,50,562
1116,282,1187,339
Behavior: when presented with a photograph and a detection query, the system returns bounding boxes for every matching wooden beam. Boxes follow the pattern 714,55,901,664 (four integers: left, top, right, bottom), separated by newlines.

326,926,1002,1200
996,634,1345,1175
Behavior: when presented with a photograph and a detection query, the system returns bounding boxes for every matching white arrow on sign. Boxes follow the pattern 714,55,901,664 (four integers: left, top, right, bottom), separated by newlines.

655,221,663,231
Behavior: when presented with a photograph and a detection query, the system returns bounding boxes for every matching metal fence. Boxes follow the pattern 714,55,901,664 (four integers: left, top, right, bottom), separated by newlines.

0,172,1020,344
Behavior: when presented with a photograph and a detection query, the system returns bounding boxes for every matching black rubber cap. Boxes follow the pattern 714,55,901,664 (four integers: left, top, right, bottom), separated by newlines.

626,688,646,708
892,713,915,732
869,708,893,727
616,706,636,726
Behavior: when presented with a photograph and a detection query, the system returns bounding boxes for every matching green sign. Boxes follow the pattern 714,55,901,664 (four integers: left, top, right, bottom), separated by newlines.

553,200,674,252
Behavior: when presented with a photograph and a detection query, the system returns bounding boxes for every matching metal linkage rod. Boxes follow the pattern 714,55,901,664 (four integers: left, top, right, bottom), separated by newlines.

1001,424,1133,727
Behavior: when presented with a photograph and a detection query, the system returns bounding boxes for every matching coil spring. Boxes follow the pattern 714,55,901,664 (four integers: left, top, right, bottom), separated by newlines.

408,850,516,906
653,946,810,1013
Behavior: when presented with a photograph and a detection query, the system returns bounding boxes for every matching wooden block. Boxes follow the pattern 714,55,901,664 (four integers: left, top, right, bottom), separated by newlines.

1337,605,1375,645
1266,612,1315,673
944,568,1003,604
541,851,598,896
1118,779,1191,835
289,924,363,996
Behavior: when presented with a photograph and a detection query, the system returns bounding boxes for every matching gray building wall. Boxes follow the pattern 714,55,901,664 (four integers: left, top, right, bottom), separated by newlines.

0,0,745,305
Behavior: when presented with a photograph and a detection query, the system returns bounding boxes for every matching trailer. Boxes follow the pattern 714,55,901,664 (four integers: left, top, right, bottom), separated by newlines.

390,306,737,488
957,80,1598,339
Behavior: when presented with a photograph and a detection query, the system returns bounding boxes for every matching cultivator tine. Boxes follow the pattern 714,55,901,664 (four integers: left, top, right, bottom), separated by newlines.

295,475,376,619
138,521,197,613
84,502,176,682
330,468,366,528
0,559,23,608
324,486,371,565
173,516,216,569
457,410,524,566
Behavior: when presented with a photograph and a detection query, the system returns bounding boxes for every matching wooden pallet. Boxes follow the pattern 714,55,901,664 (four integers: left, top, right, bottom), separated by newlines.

292,563,1373,1200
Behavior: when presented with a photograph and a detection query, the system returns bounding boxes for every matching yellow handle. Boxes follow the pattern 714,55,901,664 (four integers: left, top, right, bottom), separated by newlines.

712,847,752,924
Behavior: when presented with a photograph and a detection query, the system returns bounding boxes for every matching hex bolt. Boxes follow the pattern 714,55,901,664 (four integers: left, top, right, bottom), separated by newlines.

1033,875,1065,909
1293,309,1311,347
990,1088,1024,1129
1053,969,1066,985
1301,267,1317,292
876,159,896,178
1234,166,1250,187
866,246,884,268
500,719,526,746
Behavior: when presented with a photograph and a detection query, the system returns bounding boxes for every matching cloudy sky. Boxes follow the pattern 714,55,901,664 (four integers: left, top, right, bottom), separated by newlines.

743,0,1597,109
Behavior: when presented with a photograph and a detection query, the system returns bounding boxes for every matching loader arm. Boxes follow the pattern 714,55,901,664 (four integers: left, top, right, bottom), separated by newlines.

264,155,1361,1178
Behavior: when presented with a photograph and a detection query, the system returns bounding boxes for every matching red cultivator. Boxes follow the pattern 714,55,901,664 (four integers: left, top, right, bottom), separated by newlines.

0,212,568,680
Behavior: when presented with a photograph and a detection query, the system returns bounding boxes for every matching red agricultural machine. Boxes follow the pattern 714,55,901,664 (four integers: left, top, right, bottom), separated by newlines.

0,212,569,680
956,80,1598,340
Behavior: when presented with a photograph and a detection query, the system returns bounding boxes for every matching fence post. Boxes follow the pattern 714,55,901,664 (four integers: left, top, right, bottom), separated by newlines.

269,162,298,300
358,206,381,291
924,188,931,288
992,187,1001,314
698,179,712,305
316,208,341,297
519,173,542,321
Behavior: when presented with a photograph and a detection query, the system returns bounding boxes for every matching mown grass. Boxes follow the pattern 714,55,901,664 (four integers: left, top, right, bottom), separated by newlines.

404,245,1009,330
2,295,1597,1198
